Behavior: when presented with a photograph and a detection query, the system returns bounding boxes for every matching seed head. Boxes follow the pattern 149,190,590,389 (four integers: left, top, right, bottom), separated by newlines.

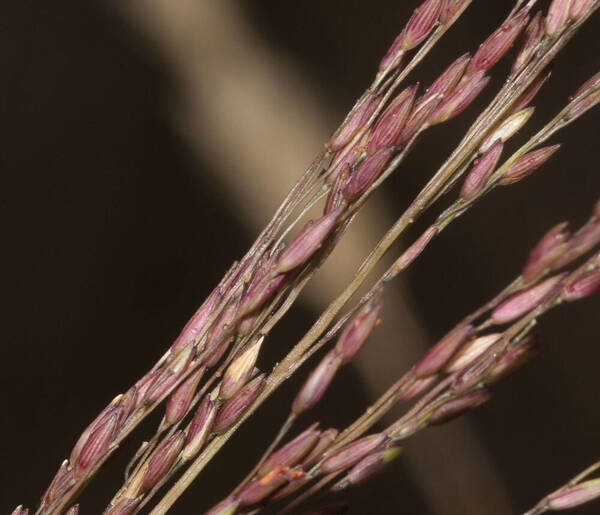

302,503,349,515
277,208,343,273
452,349,499,391
499,145,561,185
562,269,600,301
378,32,406,73
239,470,289,507
440,0,470,24
428,71,490,125
511,67,552,114
414,323,474,378
182,395,218,461
487,335,539,383
391,225,439,273
522,222,570,282
429,389,491,424
460,140,504,200
398,54,469,141
203,296,241,360
41,460,73,509
270,475,311,502
547,478,600,510
258,426,321,476
546,0,573,38
570,0,595,19
74,410,120,478
206,342,231,370
367,85,418,155
399,375,437,400
399,93,441,144
292,351,343,415
568,72,600,119
240,273,285,318
324,164,350,215
213,374,266,433
444,333,502,373
106,497,143,515
236,313,257,337
320,433,387,474
134,369,161,409
166,344,195,375
221,337,263,400
467,9,530,76
402,0,443,50
70,401,117,466
552,222,600,270
480,108,534,153
118,387,137,428
332,446,402,491
326,144,363,185
343,147,395,202
491,274,565,324
165,365,206,426
329,94,379,151
512,12,544,73
141,431,185,493
147,346,194,404
170,287,221,354
569,88,600,120
335,297,382,363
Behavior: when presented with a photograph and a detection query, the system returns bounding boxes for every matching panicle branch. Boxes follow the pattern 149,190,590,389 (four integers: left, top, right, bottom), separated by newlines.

20,1,600,514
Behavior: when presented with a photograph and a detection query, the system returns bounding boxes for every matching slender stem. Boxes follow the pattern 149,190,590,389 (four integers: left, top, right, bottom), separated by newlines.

570,461,600,485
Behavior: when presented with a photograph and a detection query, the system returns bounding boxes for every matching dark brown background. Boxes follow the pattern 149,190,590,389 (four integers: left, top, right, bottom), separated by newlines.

2,0,599,513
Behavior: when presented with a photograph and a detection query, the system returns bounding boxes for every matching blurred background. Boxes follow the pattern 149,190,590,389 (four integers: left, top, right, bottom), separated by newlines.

2,0,599,513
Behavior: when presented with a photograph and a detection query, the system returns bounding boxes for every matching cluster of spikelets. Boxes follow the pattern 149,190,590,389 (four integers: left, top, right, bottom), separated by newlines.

13,0,600,514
